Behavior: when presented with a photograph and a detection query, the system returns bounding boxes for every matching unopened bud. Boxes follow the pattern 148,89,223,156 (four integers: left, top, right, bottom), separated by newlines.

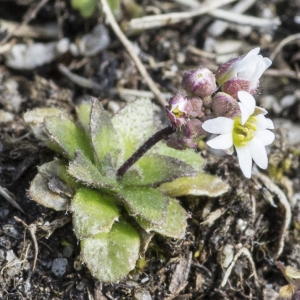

212,92,240,118
182,68,217,97
189,97,204,118
185,119,206,139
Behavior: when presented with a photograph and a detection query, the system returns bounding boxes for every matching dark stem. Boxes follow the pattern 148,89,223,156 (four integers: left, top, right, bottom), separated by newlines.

117,126,175,178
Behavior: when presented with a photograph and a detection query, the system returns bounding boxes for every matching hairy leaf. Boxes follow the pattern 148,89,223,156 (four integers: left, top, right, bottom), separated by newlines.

115,187,168,225
112,98,154,166
159,173,229,198
90,99,120,173
81,219,140,282
137,197,188,239
71,188,119,239
68,151,117,188
45,116,93,161
120,154,197,187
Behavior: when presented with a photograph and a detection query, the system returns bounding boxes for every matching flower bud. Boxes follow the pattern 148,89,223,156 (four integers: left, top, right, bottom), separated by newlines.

166,119,207,150
212,92,240,118
215,48,272,98
165,93,191,128
189,97,204,118
185,119,206,139
182,68,217,97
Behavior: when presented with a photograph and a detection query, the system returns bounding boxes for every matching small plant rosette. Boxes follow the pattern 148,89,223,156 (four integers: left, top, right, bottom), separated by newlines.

24,98,228,282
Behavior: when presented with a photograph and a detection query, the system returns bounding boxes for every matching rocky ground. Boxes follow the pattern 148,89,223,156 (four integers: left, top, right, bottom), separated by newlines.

0,0,300,299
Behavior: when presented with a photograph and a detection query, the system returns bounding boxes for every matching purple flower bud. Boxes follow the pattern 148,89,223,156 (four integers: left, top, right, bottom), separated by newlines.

166,119,207,150
212,92,240,118
189,97,204,118
215,48,272,98
165,93,191,128
185,119,206,139
182,68,217,97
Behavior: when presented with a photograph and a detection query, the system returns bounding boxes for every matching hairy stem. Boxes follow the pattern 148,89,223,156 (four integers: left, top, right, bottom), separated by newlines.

117,126,175,178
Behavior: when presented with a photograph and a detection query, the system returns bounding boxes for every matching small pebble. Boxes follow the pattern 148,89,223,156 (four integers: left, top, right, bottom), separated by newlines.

3,224,19,239
76,281,85,291
134,289,152,300
0,236,11,250
0,208,9,220
63,245,73,258
51,258,68,277
281,94,296,108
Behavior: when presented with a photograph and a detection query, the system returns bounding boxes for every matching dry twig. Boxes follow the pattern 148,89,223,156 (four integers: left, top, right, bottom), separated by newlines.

256,172,291,258
126,0,279,32
14,217,39,270
221,247,259,288
99,0,167,106
270,33,300,61
0,0,57,45
0,185,25,214
126,0,236,31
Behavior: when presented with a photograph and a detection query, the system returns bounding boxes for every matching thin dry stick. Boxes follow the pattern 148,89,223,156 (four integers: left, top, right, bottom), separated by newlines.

0,185,25,214
126,0,236,31
256,172,291,258
0,0,51,45
207,0,257,36
100,0,167,106
126,0,279,32
58,64,103,90
208,9,280,28
221,247,259,288
270,33,300,61
14,217,39,270
264,68,300,80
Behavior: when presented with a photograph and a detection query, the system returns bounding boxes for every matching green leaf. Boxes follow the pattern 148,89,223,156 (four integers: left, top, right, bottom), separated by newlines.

68,151,117,189
90,99,120,173
115,187,168,224
71,0,97,18
159,173,230,198
75,101,92,135
112,98,154,166
154,142,205,170
71,188,119,239
81,219,140,282
45,116,93,161
137,197,187,239
120,154,197,187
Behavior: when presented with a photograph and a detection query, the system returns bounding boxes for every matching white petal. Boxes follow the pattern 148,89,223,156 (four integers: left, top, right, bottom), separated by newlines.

202,117,234,134
255,130,275,146
245,48,260,58
255,115,274,130
238,91,256,125
224,146,234,155
247,137,268,169
207,133,233,149
263,57,272,69
235,146,252,178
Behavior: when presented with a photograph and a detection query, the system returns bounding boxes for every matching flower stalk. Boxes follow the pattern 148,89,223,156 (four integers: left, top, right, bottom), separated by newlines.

117,126,175,178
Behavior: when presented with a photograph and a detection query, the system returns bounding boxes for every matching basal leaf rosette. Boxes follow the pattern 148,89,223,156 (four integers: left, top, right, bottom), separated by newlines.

24,97,229,282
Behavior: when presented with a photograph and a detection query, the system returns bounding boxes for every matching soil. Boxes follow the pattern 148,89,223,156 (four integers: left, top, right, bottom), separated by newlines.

0,0,300,299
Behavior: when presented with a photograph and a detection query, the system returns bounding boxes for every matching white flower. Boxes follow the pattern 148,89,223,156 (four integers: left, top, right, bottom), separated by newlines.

202,91,275,178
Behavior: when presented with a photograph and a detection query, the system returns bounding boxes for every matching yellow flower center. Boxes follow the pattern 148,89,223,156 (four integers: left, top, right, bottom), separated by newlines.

172,105,184,118
232,116,257,147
